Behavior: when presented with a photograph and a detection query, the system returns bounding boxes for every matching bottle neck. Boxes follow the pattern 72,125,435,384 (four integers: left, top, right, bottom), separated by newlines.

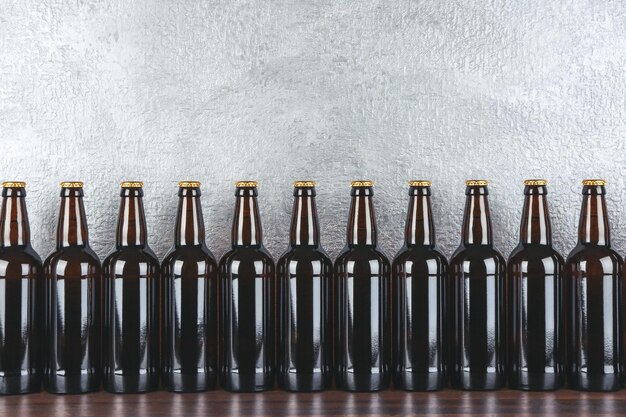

116,188,148,248
290,187,320,247
461,186,493,246
0,187,31,248
232,187,263,247
56,188,89,248
519,185,552,245
404,186,435,247
175,187,205,247
578,185,610,245
347,186,377,247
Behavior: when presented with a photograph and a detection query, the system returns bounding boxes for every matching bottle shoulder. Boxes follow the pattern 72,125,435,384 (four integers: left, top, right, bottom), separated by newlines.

104,246,160,268
0,246,43,267
277,247,333,276
508,244,564,266
335,246,390,266
44,246,101,269
277,246,332,265
161,245,217,267
219,246,275,269
450,244,506,266
566,244,623,267
392,245,448,266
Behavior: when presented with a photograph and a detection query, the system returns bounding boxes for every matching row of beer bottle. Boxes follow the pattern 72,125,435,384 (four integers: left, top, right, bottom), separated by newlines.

0,178,620,394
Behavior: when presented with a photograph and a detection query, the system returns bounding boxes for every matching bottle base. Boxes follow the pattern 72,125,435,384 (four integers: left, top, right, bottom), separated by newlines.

221,373,274,392
336,373,390,392
103,373,159,394
509,371,563,391
568,373,623,392
163,372,217,393
44,374,100,394
278,372,331,392
0,375,40,395
451,371,505,391
394,372,445,391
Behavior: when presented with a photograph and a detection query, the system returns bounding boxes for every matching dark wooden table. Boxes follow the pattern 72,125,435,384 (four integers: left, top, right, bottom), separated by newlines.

2,389,626,416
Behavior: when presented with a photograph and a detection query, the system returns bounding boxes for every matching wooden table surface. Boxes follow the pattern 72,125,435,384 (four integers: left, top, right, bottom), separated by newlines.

2,389,626,416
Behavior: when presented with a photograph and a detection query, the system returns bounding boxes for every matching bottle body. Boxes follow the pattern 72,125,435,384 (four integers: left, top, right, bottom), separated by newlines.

103,248,159,393
450,246,506,390
508,245,563,390
567,245,623,391
0,184,42,395
335,247,391,391
44,246,101,393
44,184,101,394
162,246,218,392
392,246,447,391
277,247,332,391
219,247,275,391
0,248,42,395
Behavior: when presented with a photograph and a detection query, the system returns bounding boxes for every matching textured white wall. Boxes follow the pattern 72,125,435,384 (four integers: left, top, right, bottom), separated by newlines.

1,1,626,264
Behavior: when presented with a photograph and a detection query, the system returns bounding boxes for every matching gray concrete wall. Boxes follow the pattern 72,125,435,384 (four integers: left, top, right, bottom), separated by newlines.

1,1,625,262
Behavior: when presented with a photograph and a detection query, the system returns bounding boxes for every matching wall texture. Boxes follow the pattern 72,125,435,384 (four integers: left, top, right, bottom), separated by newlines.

1,0,626,263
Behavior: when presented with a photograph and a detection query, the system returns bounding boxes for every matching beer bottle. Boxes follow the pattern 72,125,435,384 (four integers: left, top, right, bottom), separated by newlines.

449,180,506,390
102,181,159,393
43,182,101,394
335,180,391,392
277,181,332,392
392,180,447,391
508,180,564,390
567,179,623,391
0,181,42,394
162,181,218,392
220,181,275,392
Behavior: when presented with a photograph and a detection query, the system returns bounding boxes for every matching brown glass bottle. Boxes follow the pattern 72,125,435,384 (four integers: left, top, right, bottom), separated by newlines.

0,182,42,394
43,182,101,394
566,179,623,391
449,180,506,390
102,182,159,393
508,180,564,391
219,181,275,392
162,181,218,392
277,181,332,392
335,181,391,392
392,181,447,391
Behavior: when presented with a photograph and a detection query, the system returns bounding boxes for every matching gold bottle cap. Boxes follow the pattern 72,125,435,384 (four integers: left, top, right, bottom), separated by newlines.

351,180,374,187
524,179,548,186
408,180,432,187
582,179,606,186
235,181,258,188
178,181,201,188
2,181,26,188
465,180,488,187
60,181,84,188
120,181,144,188
293,181,316,187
